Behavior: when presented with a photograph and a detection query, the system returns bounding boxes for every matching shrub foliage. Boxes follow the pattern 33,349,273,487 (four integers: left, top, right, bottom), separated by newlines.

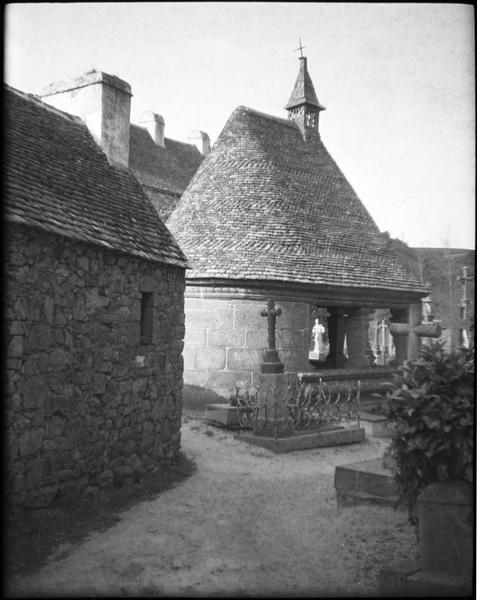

387,341,474,524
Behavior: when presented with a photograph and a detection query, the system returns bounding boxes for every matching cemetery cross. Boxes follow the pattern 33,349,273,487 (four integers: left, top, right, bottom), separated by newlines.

261,299,282,351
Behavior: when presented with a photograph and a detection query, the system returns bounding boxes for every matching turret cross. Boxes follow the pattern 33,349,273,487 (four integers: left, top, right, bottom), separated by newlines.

295,37,306,58
261,299,282,350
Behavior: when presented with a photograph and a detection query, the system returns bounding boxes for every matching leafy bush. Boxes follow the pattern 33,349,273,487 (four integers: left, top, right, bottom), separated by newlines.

386,341,474,528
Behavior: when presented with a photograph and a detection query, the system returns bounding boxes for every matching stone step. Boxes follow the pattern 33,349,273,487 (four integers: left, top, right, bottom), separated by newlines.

334,457,402,509
359,411,390,438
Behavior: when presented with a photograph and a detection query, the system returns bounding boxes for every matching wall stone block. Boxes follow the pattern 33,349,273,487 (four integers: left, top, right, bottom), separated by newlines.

195,347,226,371
8,336,24,358
227,348,263,371
23,376,47,410
183,370,206,387
206,370,253,397
43,297,55,324
25,323,53,353
277,302,310,331
245,329,268,349
186,307,234,330
234,303,267,330
9,321,26,335
277,330,305,351
184,328,207,348
281,350,308,372
19,429,43,457
208,329,245,348
48,348,73,371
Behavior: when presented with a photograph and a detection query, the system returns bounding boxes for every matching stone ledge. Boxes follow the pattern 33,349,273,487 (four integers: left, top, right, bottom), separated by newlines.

298,366,394,382
235,426,365,454
336,490,400,509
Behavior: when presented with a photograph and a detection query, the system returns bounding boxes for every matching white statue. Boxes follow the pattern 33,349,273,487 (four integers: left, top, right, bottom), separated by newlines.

312,320,326,356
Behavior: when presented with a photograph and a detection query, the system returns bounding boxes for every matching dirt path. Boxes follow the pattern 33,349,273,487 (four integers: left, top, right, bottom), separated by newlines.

8,418,417,597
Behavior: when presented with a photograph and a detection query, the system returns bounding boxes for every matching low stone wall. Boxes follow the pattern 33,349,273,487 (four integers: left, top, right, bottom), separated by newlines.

183,295,313,399
6,223,185,508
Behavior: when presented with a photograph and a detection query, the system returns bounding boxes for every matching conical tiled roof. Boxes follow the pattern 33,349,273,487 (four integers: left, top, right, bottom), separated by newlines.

167,105,427,295
285,56,325,111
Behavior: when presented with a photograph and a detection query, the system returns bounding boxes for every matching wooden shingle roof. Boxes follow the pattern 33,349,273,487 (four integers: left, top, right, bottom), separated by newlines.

5,86,187,268
167,105,427,294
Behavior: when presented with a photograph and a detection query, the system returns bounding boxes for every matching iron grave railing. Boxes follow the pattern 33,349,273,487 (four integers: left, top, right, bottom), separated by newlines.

229,378,361,438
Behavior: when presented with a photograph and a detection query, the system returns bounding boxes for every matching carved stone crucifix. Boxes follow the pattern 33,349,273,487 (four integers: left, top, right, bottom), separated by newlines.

261,299,282,350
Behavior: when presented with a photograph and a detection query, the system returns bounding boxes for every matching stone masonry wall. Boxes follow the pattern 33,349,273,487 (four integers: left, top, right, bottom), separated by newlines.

5,223,185,508
183,295,312,399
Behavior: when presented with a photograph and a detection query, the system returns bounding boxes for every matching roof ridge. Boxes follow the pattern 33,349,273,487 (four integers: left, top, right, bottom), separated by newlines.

5,83,84,125
234,105,298,129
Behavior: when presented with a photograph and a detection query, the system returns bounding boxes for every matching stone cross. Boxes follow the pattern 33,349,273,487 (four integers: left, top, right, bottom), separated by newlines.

261,299,281,350
389,304,442,363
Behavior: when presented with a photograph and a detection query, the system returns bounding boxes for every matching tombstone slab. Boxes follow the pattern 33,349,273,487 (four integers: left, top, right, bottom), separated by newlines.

334,457,400,508
379,479,473,597
418,479,473,581
205,403,241,428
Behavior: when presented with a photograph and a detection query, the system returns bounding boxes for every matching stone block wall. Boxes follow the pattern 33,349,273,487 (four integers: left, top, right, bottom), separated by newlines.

5,223,185,508
183,295,312,399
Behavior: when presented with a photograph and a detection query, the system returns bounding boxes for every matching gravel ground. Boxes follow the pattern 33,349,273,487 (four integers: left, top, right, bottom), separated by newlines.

7,417,418,597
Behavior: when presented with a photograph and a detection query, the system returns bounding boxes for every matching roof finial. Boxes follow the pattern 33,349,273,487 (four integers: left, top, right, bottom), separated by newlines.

294,37,306,58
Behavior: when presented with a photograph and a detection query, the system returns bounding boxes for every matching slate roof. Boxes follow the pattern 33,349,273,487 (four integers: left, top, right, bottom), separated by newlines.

129,124,203,196
167,105,427,295
5,85,187,268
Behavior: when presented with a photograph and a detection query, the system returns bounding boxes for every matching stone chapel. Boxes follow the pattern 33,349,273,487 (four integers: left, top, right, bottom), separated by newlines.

167,55,434,400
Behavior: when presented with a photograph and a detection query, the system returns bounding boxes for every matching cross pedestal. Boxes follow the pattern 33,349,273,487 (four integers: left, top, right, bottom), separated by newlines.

260,299,284,374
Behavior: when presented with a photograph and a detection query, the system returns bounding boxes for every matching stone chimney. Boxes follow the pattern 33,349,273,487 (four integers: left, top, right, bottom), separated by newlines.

139,111,165,147
40,70,132,167
188,130,211,156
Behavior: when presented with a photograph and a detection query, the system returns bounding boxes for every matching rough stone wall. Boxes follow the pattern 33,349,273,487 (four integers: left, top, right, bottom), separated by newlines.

183,295,312,399
6,223,185,508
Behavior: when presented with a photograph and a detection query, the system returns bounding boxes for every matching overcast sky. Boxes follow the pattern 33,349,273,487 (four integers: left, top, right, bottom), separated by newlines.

5,2,475,249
